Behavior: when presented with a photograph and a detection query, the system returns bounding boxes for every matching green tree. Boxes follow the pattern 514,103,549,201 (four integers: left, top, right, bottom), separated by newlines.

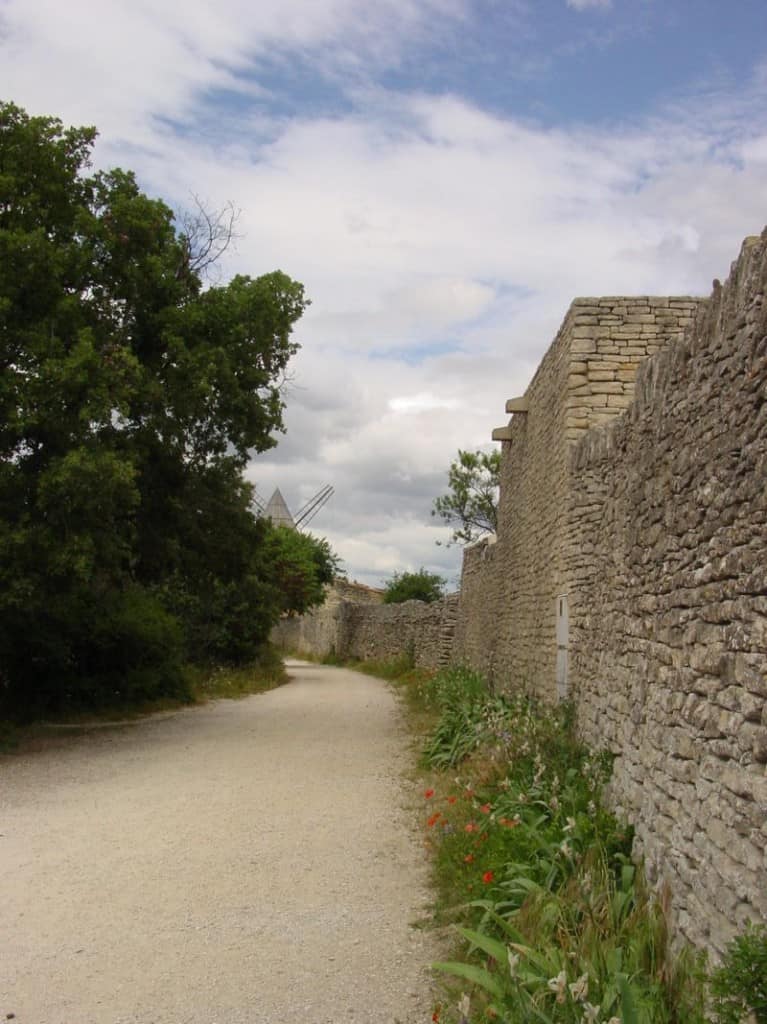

265,527,342,617
382,568,446,604
0,102,309,715
431,448,500,545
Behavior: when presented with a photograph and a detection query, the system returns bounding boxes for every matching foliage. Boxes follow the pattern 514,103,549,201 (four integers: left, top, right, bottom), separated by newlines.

189,645,288,702
265,527,341,616
0,102,311,715
432,449,500,545
404,666,708,1024
710,924,767,1024
383,567,446,604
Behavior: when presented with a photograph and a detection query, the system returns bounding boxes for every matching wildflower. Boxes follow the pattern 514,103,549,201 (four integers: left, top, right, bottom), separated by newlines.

457,993,471,1021
547,971,567,1003
427,812,441,827
564,817,577,833
588,800,596,816
463,853,474,863
499,817,520,829
606,1018,621,1024
499,777,511,790
432,1008,441,1022
425,788,435,799
447,795,458,805
569,974,589,1002
464,822,478,833
560,840,573,858
508,950,520,977
550,795,559,812
582,1002,601,1022
479,803,491,815
482,870,494,884
518,792,528,803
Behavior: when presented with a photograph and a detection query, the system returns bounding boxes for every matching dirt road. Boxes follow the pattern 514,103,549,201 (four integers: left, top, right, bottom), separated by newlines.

1,660,438,1023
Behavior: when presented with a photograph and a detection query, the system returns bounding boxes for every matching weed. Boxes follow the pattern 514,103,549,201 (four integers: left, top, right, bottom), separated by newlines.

405,666,709,1024
710,924,767,1024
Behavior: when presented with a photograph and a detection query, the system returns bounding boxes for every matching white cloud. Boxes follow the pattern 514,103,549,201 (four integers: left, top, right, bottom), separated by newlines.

3,2,767,583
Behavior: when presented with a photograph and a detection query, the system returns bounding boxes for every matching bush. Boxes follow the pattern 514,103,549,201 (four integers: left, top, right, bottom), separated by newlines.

710,924,767,1024
382,568,446,604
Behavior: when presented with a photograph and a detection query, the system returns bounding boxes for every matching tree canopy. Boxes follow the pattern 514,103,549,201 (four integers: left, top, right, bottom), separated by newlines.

382,568,446,604
431,448,500,545
0,102,327,717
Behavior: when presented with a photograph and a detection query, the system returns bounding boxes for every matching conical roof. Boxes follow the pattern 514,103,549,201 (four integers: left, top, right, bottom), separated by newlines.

264,488,296,529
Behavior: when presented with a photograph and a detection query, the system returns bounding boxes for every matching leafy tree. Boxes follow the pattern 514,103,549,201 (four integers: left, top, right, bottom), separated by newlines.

265,527,342,617
431,448,500,545
383,568,446,604
0,102,310,715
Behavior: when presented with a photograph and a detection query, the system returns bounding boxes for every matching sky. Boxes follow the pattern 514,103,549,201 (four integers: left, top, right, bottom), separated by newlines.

2,0,767,588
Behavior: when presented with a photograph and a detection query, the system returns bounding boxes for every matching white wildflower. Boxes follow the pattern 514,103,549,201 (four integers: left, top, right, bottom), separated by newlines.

508,950,520,977
569,973,589,1002
547,970,567,1003
582,1002,601,1023
560,840,573,858
550,795,560,812
606,1017,621,1024
588,800,596,816
457,993,471,1018
564,816,577,833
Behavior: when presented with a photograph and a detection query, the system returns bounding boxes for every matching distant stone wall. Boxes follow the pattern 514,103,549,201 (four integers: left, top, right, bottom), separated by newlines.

272,583,458,671
568,234,767,953
453,294,701,699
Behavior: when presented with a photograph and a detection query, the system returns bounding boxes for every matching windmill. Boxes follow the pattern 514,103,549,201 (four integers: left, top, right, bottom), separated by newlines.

251,484,334,531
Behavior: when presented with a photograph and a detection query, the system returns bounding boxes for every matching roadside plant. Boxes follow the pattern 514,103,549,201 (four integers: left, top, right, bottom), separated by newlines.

416,666,708,1024
710,924,767,1024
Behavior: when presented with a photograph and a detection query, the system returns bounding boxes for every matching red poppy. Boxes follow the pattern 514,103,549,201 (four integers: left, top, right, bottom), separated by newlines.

499,817,521,829
480,803,492,814
432,1009,441,1022
464,822,478,833
427,812,441,827
463,854,474,863
482,871,494,884
424,788,435,799
447,796,457,805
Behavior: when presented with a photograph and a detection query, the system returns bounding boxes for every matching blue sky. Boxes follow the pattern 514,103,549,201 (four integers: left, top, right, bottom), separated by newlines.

2,0,767,586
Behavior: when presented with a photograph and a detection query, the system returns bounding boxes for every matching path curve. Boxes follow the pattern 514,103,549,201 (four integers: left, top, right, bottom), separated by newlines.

1,660,438,1023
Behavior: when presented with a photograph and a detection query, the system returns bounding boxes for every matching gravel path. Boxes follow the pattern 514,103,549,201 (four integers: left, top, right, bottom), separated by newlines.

1,660,439,1023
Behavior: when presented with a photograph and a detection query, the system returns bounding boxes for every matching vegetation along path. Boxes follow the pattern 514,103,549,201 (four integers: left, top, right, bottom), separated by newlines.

1,660,437,1023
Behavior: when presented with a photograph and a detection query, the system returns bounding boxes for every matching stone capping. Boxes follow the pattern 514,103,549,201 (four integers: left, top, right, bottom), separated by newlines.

491,425,513,441
505,397,530,413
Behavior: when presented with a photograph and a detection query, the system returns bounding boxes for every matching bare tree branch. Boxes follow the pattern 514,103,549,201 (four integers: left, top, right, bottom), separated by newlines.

177,194,241,283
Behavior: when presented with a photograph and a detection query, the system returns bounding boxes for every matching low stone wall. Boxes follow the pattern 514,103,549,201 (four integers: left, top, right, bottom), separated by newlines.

568,233,767,954
272,588,459,671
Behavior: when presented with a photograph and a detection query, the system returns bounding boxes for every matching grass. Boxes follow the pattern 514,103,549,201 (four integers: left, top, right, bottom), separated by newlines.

380,663,711,1024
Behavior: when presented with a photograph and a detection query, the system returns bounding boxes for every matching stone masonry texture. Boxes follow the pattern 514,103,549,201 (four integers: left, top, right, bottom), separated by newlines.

568,233,767,954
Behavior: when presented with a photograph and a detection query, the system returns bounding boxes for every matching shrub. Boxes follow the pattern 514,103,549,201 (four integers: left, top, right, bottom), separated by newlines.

382,568,446,604
710,924,767,1024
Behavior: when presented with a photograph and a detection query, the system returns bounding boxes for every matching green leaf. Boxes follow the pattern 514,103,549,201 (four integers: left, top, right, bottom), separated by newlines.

432,962,504,999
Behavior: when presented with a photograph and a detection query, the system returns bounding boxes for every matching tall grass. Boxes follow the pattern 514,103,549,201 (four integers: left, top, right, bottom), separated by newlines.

411,666,708,1024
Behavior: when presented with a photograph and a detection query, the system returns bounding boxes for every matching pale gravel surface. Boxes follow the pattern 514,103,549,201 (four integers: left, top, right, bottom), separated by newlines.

1,659,441,1024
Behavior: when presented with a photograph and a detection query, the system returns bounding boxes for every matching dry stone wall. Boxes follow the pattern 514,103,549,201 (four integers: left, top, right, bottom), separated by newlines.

271,583,458,671
453,295,701,700
568,234,767,954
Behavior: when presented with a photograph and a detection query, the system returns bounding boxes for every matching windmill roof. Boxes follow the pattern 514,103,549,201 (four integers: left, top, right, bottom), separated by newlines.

265,488,296,529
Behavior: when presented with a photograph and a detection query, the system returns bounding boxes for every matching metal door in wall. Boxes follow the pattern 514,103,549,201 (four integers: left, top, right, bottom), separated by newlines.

556,594,569,701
